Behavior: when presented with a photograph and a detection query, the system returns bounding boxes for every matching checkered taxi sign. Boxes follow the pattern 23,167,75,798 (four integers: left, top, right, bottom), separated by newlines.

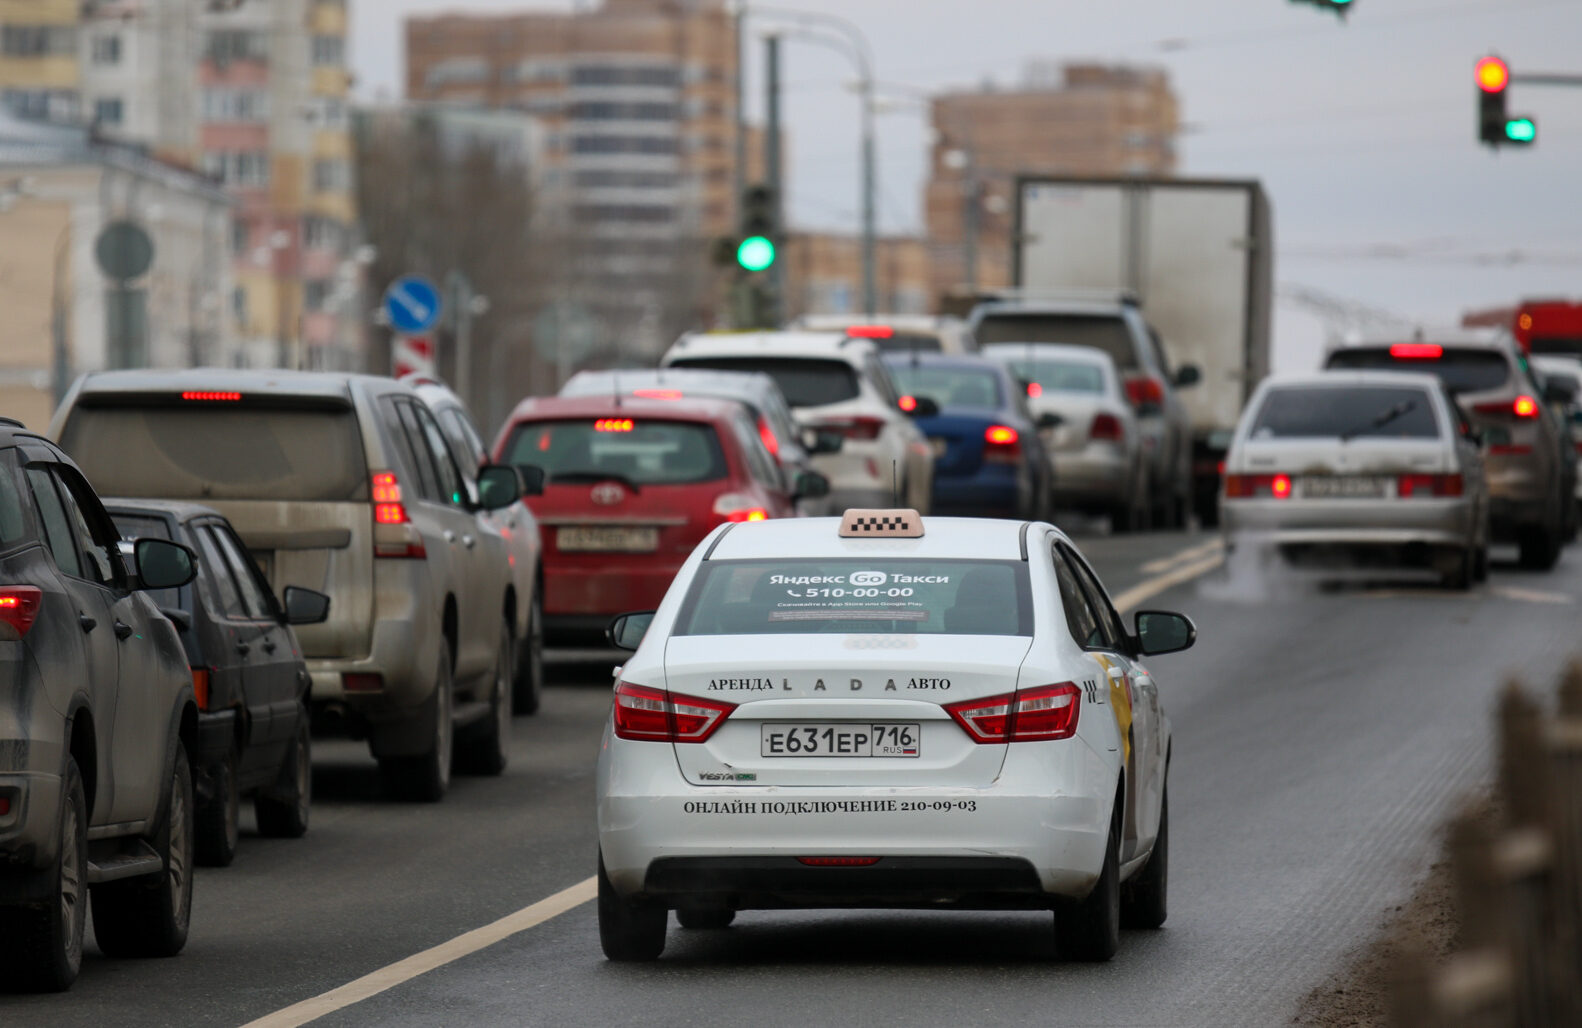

838,509,925,538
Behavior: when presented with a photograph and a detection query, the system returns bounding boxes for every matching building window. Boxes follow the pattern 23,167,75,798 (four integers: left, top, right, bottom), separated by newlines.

93,98,124,125
310,35,344,67
570,64,678,87
206,30,268,65
312,159,350,193
424,57,490,87
3,89,78,121
573,204,675,224
569,101,678,122
90,33,121,65
311,97,346,129
507,59,565,84
232,286,249,324
303,216,346,251
202,88,270,122
570,135,677,155
203,150,271,187
231,218,249,257
1,25,77,57
573,169,679,189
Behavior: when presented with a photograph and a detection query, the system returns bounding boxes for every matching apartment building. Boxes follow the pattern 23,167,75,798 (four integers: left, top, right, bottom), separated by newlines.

925,62,1180,302
782,232,931,321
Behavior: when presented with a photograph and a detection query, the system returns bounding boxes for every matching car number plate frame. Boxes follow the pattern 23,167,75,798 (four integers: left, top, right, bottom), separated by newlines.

556,525,659,552
761,722,920,758
1301,476,1388,499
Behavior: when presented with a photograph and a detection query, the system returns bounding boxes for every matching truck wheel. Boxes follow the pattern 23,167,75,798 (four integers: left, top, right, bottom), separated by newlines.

513,590,544,716
459,618,513,776
1120,785,1168,929
255,708,311,838
0,758,87,991
195,746,239,867
677,904,736,930
598,853,666,961
1054,800,1120,961
379,639,453,802
92,744,194,958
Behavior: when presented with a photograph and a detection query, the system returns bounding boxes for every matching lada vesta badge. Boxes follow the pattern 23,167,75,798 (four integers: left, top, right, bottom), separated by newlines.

591,483,626,506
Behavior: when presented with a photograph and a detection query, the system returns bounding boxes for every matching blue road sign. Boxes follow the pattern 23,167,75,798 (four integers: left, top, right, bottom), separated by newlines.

383,275,442,335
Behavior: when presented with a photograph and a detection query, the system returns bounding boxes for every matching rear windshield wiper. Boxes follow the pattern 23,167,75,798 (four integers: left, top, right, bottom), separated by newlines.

548,470,642,493
1339,400,1416,442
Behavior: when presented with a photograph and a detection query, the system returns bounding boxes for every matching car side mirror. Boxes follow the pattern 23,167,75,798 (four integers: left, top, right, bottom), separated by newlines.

803,428,845,455
1133,610,1196,656
1174,364,1202,388
282,585,331,626
903,396,941,418
476,464,523,510
793,470,831,500
1543,379,1577,405
1036,411,1063,430
134,538,197,591
607,611,656,651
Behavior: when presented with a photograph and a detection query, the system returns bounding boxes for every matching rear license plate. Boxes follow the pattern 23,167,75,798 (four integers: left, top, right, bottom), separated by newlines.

556,526,659,552
1301,476,1387,499
761,723,920,758
928,437,948,458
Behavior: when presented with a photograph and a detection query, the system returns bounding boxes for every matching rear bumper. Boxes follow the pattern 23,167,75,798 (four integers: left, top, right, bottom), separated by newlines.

1221,496,1474,548
544,559,684,623
1052,451,1130,505
643,856,1046,909
305,612,438,718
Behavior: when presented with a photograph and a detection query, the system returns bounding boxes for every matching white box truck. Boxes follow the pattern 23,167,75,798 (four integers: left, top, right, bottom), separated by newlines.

1011,176,1273,523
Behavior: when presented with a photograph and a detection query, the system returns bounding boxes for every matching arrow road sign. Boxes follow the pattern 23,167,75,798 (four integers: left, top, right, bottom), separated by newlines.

383,275,442,335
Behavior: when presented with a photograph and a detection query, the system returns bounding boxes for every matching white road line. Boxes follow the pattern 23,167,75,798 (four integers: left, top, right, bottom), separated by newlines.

1114,552,1226,613
1139,538,1225,576
240,877,597,1028
1491,585,1576,605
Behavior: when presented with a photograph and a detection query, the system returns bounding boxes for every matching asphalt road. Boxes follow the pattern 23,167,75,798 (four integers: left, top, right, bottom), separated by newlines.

6,527,1579,1028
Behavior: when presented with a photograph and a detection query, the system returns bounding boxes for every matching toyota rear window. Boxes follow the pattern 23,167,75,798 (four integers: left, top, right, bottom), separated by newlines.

1250,386,1440,440
973,315,1138,369
670,357,859,407
501,418,726,486
674,558,1033,636
1325,347,1511,393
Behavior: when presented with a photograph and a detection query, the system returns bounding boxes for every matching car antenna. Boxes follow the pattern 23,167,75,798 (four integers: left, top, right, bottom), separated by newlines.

612,369,622,409
892,460,900,506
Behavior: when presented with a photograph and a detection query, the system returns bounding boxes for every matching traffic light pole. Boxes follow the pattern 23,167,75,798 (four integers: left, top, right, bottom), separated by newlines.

765,34,784,326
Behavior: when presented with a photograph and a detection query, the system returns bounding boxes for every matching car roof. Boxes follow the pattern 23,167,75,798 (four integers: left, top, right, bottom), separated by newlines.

401,374,464,409
704,515,1035,562
103,497,224,525
795,314,962,333
502,394,747,425
972,299,1131,318
562,367,779,399
979,342,1118,367
1330,328,1514,352
666,330,869,360
70,368,398,401
1272,370,1450,391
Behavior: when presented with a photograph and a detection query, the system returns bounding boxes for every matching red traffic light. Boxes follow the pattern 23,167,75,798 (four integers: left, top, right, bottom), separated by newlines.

1476,56,1509,94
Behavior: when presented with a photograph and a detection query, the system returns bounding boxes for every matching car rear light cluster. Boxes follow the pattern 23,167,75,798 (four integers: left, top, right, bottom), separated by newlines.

371,472,427,559
757,416,780,457
1223,473,1293,499
814,416,886,442
1089,412,1125,443
846,325,894,339
1397,474,1464,498
342,673,383,693
944,683,1081,744
181,391,243,402
713,493,769,523
1473,395,1541,419
612,681,735,743
0,586,42,639
190,667,213,711
1123,374,1166,410
983,424,1021,464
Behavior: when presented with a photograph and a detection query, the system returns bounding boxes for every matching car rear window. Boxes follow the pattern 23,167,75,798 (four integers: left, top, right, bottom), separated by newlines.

885,365,1002,409
973,315,1138,370
1324,347,1512,393
671,357,859,407
1249,386,1440,440
501,418,726,486
998,358,1106,395
60,404,368,502
674,558,1033,637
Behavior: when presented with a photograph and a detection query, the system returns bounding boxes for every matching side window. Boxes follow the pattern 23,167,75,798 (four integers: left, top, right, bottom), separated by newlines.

193,525,248,620
865,355,902,407
1051,545,1104,649
732,414,779,488
414,405,466,507
439,409,485,480
53,468,119,586
390,400,439,501
1061,544,1128,653
0,453,29,549
208,524,275,619
25,467,81,579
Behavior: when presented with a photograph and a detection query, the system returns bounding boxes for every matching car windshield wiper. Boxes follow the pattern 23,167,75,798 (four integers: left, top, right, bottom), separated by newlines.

547,470,642,493
1338,400,1416,443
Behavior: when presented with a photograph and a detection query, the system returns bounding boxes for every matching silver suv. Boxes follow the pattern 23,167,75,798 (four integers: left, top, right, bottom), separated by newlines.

51,371,523,801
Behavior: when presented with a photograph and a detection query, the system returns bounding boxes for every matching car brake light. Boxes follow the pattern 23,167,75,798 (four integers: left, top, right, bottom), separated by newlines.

714,493,769,523
181,391,243,402
1475,396,1541,419
595,418,635,432
612,680,735,743
191,667,212,711
983,424,1021,464
372,472,407,525
0,797,8,816
898,395,918,413
633,388,682,400
816,416,885,442
342,673,383,693
1514,395,1539,418
1089,412,1124,442
1223,473,1292,499
1271,474,1292,499
846,325,894,339
1397,474,1464,498
944,683,1081,744
1389,343,1444,359
797,856,881,867
756,416,780,458
1026,382,1043,398
371,472,426,559
0,586,42,639
1123,374,1166,409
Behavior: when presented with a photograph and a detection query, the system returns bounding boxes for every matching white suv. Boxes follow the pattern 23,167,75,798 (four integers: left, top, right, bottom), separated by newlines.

660,331,934,512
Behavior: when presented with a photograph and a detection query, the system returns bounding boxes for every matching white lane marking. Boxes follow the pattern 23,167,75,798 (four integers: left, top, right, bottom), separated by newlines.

1139,538,1225,576
240,876,597,1028
1113,552,1226,613
1491,585,1575,606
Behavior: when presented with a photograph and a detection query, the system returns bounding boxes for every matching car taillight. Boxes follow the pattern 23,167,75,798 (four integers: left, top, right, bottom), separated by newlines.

898,395,918,413
982,424,1021,464
1123,374,1166,410
612,680,735,743
1474,396,1541,419
372,471,408,525
797,856,881,867
1026,382,1043,398
714,493,769,523
944,683,1081,744
1223,473,1292,499
371,471,427,559
1090,412,1124,442
1397,474,1464,498
191,667,212,711
757,416,780,458
342,673,383,693
1389,343,1443,359
816,416,885,442
0,586,42,639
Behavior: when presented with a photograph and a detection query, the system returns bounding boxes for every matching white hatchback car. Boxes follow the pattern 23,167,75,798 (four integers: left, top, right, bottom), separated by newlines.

595,510,1194,962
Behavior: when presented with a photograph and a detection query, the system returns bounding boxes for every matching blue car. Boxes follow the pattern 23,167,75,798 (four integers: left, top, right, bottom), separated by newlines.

884,353,1057,519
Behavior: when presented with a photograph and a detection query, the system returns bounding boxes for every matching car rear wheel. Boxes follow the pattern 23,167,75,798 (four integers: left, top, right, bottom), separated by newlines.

92,743,193,958
255,708,311,838
513,589,544,716
598,853,666,961
676,904,736,930
1518,520,1562,571
195,746,239,867
1054,799,1120,962
0,757,87,992
459,618,512,776
1441,545,1475,591
379,639,453,803
1120,784,1168,930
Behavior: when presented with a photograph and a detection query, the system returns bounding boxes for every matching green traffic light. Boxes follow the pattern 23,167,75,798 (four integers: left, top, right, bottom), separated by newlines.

737,235,776,272
1505,118,1536,143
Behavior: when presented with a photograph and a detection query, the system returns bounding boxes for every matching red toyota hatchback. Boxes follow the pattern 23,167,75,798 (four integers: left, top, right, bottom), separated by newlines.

493,396,824,644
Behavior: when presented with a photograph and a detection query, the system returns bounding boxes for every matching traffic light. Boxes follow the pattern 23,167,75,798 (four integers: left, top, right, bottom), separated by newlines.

1477,56,1536,148
737,184,778,272
1289,0,1354,19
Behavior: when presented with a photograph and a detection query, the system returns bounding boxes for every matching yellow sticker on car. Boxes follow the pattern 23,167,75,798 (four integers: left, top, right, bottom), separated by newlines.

1093,653,1132,763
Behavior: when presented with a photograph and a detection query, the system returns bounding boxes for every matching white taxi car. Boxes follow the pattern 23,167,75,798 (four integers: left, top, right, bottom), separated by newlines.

595,509,1194,962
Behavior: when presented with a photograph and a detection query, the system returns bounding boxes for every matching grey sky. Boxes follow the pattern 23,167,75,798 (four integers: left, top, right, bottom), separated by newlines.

357,0,1582,347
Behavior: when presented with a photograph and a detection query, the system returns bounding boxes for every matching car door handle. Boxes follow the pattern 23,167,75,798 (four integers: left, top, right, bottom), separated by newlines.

113,620,133,641
462,535,476,549
262,639,277,654
78,612,97,633
236,641,251,656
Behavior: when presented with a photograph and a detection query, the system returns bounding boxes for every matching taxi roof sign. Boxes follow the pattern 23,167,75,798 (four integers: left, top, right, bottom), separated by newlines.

839,509,924,538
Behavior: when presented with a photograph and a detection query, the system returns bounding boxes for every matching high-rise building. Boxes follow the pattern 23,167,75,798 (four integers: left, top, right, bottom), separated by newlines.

925,62,1179,303
782,233,930,321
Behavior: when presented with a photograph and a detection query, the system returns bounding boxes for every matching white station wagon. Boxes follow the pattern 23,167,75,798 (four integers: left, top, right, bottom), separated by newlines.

595,510,1196,962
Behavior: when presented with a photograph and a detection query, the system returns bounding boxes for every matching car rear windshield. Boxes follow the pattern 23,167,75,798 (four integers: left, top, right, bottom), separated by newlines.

501,418,726,486
674,558,1033,637
1325,347,1511,393
973,314,1138,369
671,357,859,407
59,404,368,502
885,365,1002,409
1000,358,1106,395
1249,386,1440,440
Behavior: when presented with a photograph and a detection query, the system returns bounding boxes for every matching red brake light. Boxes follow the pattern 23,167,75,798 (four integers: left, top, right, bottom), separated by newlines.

756,416,780,457
342,673,384,693
595,418,635,432
191,667,211,711
1397,474,1464,498
1026,382,1043,398
1223,473,1292,499
984,425,1018,445
371,472,407,525
0,586,42,638
1123,374,1165,409
1089,412,1124,442
613,680,735,743
846,325,894,339
983,424,1021,464
1389,343,1443,360
1271,473,1293,499
714,493,770,523
633,388,682,400
1513,395,1539,418
181,391,242,402
944,683,1081,744
898,395,918,413
797,856,881,867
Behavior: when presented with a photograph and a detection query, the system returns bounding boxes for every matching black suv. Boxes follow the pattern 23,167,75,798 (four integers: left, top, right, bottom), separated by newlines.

107,501,330,868
0,422,201,991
